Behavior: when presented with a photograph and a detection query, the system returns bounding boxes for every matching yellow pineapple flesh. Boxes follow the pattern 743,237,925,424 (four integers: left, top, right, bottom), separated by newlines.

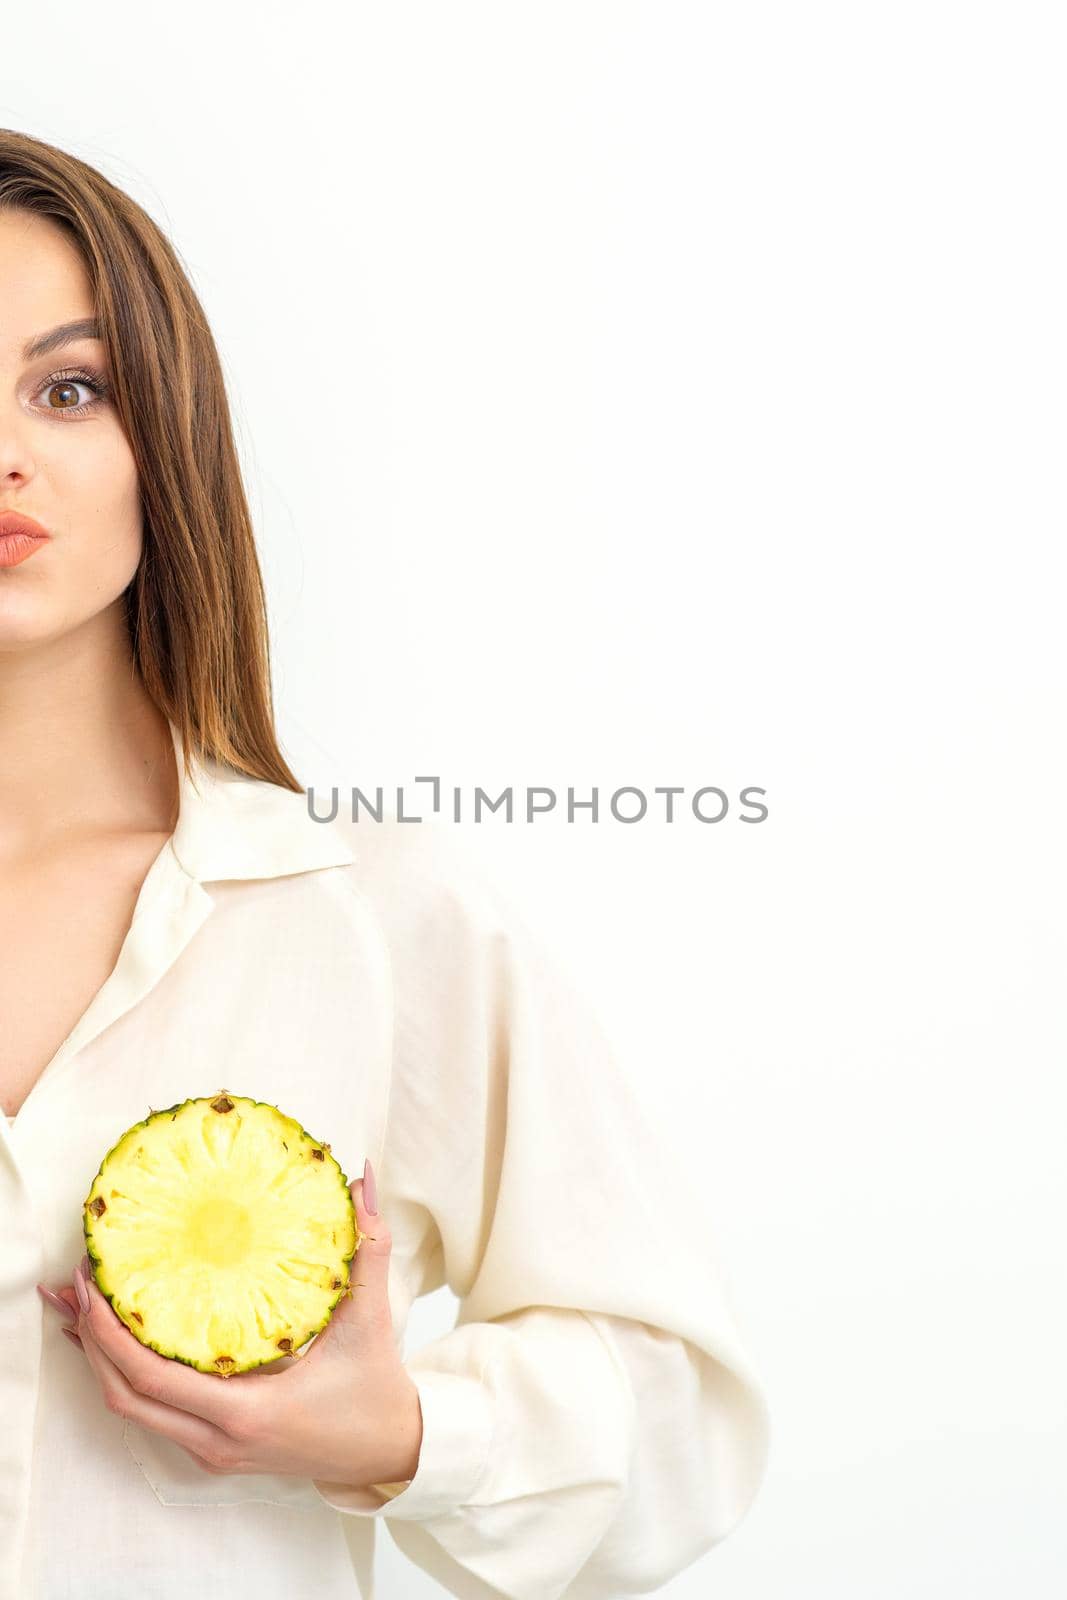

82,1091,361,1376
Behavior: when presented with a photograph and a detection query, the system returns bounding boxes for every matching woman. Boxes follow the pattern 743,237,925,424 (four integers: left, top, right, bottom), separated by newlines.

1,128,770,1599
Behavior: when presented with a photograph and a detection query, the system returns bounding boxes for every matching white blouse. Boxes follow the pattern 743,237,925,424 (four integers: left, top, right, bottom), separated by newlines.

2,719,770,1600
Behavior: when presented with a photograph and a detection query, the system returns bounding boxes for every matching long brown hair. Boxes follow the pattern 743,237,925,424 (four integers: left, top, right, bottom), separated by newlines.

0,127,301,792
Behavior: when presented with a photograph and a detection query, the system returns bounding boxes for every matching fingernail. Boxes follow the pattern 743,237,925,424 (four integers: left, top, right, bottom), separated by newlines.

36,1285,77,1324
61,1327,83,1349
362,1157,378,1216
74,1262,90,1315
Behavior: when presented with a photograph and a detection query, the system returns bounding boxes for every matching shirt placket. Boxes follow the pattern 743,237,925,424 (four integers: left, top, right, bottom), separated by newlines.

0,847,216,1600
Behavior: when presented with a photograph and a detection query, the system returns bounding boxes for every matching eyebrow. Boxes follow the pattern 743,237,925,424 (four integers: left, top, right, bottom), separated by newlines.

22,318,103,361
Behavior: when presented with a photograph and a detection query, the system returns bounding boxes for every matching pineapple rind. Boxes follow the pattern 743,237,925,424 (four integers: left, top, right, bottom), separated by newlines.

82,1090,361,1376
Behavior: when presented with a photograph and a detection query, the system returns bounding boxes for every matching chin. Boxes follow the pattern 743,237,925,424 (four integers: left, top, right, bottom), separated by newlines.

0,601,64,651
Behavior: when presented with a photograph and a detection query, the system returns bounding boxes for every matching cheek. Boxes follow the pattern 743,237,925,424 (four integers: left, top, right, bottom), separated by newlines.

60,426,143,583
0,424,146,648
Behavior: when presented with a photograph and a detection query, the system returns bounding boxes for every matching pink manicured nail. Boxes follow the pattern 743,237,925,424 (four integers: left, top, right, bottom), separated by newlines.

74,1262,90,1315
363,1157,378,1216
37,1285,77,1324
61,1327,83,1349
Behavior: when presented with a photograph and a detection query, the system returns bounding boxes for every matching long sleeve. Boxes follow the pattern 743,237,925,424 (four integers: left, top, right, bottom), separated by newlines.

312,822,771,1598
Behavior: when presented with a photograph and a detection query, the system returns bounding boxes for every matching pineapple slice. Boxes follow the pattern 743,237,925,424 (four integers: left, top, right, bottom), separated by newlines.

82,1090,362,1377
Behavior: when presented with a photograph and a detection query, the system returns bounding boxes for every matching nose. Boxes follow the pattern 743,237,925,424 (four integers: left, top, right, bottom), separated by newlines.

0,412,37,487
0,373,40,484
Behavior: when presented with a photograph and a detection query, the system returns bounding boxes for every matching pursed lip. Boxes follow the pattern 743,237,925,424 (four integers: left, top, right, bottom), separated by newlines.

0,510,52,541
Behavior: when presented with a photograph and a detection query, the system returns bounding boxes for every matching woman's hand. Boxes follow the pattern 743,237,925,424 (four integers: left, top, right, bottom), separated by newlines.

38,1166,424,1490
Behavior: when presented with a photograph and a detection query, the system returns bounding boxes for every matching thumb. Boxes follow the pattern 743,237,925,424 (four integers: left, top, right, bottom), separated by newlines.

311,1159,393,1356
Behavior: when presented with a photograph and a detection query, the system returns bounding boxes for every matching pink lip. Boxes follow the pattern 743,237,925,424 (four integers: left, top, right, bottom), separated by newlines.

0,511,52,569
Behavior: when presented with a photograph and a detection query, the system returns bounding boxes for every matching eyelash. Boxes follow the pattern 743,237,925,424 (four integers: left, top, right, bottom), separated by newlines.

34,365,112,419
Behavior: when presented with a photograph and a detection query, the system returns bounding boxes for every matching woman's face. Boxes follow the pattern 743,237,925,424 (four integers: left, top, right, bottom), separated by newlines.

0,209,141,652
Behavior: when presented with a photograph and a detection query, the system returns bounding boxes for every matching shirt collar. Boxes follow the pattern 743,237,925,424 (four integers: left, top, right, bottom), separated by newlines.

166,718,355,883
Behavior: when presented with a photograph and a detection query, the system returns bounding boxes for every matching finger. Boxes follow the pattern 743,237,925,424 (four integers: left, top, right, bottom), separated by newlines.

307,1165,392,1359
239,1352,301,1378
77,1307,238,1466
37,1284,78,1324
76,1256,256,1435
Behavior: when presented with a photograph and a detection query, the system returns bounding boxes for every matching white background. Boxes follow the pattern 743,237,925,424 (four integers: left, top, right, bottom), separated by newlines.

4,3,1065,1594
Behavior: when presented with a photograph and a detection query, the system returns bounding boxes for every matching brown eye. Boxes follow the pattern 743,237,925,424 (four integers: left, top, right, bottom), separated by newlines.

46,380,89,410
33,368,110,418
